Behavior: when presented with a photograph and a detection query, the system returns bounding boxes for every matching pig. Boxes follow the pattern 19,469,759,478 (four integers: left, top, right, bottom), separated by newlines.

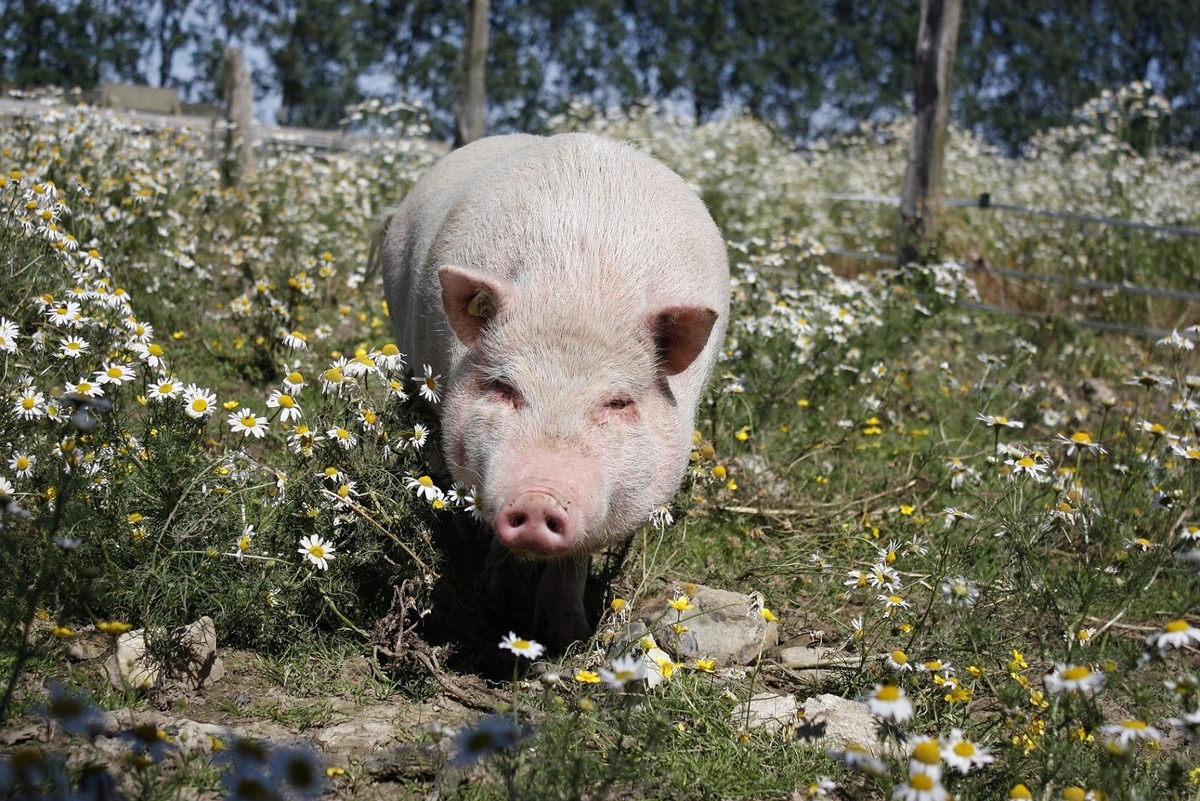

372,133,729,649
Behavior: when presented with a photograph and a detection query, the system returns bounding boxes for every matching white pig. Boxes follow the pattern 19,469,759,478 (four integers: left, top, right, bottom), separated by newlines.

374,133,729,649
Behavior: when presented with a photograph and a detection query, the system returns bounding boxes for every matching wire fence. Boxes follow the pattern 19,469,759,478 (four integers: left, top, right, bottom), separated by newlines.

816,194,1200,339
817,192,1200,238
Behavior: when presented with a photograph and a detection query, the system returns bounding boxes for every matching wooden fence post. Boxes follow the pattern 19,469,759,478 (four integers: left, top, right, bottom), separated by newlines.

897,0,962,266
454,0,490,149
222,46,255,187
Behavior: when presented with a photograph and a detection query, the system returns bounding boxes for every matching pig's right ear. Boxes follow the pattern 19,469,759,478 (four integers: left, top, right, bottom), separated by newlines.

438,265,511,348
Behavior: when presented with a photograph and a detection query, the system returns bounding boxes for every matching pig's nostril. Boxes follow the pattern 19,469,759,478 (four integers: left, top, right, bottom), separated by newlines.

546,516,561,534
510,512,526,527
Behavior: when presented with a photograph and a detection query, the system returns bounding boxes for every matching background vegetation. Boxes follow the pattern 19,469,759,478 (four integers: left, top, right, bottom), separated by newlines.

2,0,1199,150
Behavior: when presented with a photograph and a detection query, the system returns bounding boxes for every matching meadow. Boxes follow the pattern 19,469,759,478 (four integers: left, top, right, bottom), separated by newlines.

1,83,1199,800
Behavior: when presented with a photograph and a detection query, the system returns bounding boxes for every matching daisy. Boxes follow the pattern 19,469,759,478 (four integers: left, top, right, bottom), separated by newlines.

282,366,306,394
416,364,441,403
147,377,182,401
65,380,103,400
59,335,89,359
266,390,302,422
182,384,217,418
599,654,645,689
907,738,943,780
124,319,153,344
1005,454,1050,482
1099,719,1162,752
0,318,19,353
319,359,351,396
326,426,357,450
863,684,913,723
891,773,948,801
407,423,429,449
280,329,308,351
357,406,380,432
13,387,46,420
46,301,82,326
377,343,405,372
94,361,137,385
345,352,380,379
940,728,994,774
286,425,320,456
878,593,911,616
1058,431,1107,457
1145,619,1200,653
405,474,444,503
1171,443,1200,461
1044,663,1106,696
227,409,269,438
498,632,545,660
9,453,35,478
297,534,336,570
886,649,913,672
940,577,978,607
829,743,887,776
942,507,975,528
130,341,167,370
976,412,1024,429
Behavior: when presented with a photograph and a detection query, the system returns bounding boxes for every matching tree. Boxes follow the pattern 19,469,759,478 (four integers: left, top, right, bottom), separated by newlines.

454,0,489,147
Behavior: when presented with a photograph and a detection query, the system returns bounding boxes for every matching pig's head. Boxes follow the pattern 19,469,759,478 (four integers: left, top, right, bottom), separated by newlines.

436,263,719,560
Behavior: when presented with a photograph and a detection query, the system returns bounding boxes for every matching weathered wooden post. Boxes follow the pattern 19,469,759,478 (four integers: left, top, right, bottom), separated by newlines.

453,0,490,149
221,46,255,187
897,0,962,265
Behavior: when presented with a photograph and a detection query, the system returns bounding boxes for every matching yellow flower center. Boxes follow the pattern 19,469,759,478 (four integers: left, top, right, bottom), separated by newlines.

192,399,208,412
909,775,935,791
418,476,434,488
912,740,941,764
1122,720,1147,730
876,685,900,701
891,650,908,665
1063,665,1092,681
279,395,294,407
953,741,976,757
308,545,324,559
1165,619,1190,633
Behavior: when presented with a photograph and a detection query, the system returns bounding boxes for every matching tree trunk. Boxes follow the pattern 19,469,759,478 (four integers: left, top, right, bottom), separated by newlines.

221,46,255,187
454,0,490,149
897,0,962,266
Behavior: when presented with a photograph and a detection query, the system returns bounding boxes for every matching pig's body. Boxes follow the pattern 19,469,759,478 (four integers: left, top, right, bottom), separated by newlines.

376,133,729,648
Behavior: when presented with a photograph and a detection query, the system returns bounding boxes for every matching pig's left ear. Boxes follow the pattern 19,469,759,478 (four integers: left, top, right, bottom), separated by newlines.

439,265,512,348
647,306,719,376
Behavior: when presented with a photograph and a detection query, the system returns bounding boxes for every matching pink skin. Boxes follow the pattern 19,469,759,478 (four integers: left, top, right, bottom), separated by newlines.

375,134,730,648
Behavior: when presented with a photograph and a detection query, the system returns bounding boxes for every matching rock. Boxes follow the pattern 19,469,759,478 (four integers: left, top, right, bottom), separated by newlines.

104,630,158,691
102,616,225,693
798,693,890,756
776,645,863,684
631,584,778,666
173,616,225,690
731,692,798,734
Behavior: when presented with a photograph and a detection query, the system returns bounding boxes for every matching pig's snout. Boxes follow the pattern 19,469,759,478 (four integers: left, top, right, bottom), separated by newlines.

496,491,576,556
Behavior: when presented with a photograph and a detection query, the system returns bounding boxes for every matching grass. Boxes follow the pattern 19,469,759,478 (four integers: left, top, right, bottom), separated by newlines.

1,84,1199,800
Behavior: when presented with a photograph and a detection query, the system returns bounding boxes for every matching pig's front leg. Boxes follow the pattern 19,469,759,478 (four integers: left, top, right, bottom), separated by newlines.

534,555,592,652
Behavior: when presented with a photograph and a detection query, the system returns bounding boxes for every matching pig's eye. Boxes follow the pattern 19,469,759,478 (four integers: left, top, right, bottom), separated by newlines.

606,396,634,411
486,378,521,406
